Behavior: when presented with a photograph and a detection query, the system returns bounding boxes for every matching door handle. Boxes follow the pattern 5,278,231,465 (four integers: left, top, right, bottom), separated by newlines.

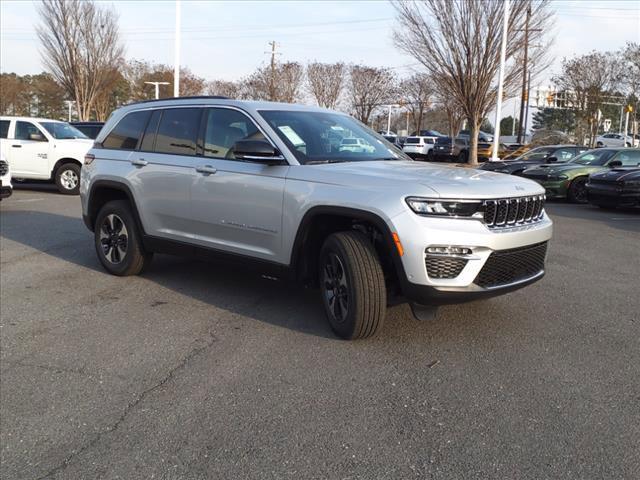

11,145,22,148
196,165,217,175
131,158,148,167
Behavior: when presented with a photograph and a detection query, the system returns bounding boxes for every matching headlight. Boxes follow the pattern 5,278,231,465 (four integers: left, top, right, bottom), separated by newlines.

547,174,568,180
406,197,482,217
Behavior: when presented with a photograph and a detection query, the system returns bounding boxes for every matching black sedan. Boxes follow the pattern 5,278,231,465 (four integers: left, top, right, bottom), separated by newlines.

479,145,588,175
586,167,640,208
70,121,104,139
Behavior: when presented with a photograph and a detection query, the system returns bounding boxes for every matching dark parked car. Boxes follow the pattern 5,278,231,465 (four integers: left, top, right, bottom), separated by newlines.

410,129,443,138
478,145,588,175
70,121,104,139
429,136,470,162
586,166,640,208
458,129,493,142
382,134,403,148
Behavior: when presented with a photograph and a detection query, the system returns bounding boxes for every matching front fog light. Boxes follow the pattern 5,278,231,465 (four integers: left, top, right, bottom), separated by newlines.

426,246,472,256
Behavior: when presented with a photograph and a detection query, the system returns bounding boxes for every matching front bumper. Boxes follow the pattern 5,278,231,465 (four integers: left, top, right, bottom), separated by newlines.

521,177,569,199
586,184,640,207
389,209,553,305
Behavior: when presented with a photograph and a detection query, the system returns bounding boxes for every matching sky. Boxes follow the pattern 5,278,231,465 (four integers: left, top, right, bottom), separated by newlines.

1,0,639,127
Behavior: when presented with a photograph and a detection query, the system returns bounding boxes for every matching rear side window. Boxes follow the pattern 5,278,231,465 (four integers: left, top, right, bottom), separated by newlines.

405,137,420,144
103,111,151,150
154,108,201,156
0,120,9,138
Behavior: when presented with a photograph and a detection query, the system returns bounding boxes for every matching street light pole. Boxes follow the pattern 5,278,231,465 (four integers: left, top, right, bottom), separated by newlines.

174,0,181,97
491,0,510,162
64,100,75,122
145,81,170,99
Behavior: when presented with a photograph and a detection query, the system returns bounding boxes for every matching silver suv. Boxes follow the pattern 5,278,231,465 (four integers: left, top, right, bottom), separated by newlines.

80,97,553,339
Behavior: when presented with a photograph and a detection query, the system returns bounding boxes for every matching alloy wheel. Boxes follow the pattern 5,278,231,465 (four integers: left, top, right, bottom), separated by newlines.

60,169,79,190
99,214,129,264
323,253,349,323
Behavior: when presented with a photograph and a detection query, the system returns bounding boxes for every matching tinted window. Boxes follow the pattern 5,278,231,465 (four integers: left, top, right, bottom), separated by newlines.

436,137,452,145
75,125,102,139
155,108,200,156
140,110,162,152
15,121,46,141
552,148,576,161
0,120,9,139
203,108,265,159
103,111,151,150
611,150,640,166
405,137,420,144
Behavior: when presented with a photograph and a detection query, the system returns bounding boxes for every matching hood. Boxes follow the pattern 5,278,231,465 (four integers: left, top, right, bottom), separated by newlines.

288,160,544,199
55,138,93,154
524,162,603,175
590,167,640,182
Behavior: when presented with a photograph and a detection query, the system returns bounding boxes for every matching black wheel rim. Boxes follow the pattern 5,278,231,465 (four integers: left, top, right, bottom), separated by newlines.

99,214,128,264
573,180,587,203
322,253,349,323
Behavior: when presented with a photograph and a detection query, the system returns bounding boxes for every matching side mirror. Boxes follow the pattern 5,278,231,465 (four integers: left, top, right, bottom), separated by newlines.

231,140,285,164
29,133,46,141
608,160,622,168
546,156,558,163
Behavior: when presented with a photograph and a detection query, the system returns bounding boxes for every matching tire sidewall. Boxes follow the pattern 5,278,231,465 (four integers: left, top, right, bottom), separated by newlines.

569,177,588,203
55,163,81,195
94,201,143,275
319,236,359,339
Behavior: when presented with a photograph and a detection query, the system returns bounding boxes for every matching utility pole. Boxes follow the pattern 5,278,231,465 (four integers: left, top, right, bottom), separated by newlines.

174,0,181,97
523,70,532,142
145,81,170,99
266,41,279,101
516,3,540,144
491,0,510,162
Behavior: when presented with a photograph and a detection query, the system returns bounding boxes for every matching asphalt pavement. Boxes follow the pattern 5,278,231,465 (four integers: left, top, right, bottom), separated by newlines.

1,185,639,479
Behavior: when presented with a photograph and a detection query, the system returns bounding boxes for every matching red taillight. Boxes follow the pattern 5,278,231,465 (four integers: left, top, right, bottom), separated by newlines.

84,153,95,165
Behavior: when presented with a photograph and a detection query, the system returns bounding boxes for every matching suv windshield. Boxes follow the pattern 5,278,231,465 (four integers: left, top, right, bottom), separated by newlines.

41,122,88,140
259,110,407,164
571,149,616,166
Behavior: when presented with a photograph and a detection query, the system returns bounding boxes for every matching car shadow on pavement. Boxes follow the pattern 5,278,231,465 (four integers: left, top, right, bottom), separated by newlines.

0,210,336,338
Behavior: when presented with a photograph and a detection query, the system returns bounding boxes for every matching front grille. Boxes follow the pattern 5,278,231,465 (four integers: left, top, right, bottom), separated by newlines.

425,256,468,279
483,195,545,228
475,242,547,288
0,160,8,176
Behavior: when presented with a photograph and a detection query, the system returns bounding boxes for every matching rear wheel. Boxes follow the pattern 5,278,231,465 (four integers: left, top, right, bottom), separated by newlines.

568,177,588,204
94,200,152,276
54,163,81,195
458,151,468,163
319,231,386,340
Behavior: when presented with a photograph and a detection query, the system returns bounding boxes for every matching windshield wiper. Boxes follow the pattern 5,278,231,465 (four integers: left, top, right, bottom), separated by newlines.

305,159,349,165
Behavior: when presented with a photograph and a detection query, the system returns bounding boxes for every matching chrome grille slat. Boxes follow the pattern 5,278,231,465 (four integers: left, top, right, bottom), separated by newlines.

483,195,545,229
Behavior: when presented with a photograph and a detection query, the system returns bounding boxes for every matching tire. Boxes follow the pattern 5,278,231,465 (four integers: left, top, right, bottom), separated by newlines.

567,177,588,204
596,142,604,148
319,231,386,340
54,162,81,195
458,151,468,163
94,200,153,276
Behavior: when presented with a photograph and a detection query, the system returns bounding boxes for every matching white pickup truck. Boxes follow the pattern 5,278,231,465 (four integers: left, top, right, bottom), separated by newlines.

0,116,93,194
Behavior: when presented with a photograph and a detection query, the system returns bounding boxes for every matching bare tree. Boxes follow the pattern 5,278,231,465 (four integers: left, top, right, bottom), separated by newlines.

349,65,396,125
307,62,345,109
243,62,304,103
393,0,552,164
553,51,625,146
36,0,124,120
400,73,434,133
207,80,241,99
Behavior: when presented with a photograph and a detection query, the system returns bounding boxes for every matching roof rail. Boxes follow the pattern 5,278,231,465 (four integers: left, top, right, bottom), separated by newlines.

124,95,230,107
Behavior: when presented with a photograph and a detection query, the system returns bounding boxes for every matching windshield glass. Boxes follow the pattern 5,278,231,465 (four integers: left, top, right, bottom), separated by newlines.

41,122,88,139
258,110,407,164
516,147,556,161
571,149,615,166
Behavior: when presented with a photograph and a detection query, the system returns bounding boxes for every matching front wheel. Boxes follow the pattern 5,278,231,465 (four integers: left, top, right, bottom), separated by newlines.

319,231,386,340
54,163,81,195
458,151,468,163
94,200,152,276
568,177,588,204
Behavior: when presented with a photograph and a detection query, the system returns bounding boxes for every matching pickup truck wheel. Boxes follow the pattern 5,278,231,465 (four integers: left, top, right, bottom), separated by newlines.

94,200,152,276
54,163,81,195
567,177,588,204
319,231,386,339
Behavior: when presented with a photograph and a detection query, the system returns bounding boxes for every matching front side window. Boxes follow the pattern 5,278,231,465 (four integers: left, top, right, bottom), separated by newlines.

259,110,406,164
103,111,151,150
203,108,265,159
611,150,640,166
571,149,616,166
154,108,201,156
0,120,9,139
15,121,47,141
40,122,87,139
